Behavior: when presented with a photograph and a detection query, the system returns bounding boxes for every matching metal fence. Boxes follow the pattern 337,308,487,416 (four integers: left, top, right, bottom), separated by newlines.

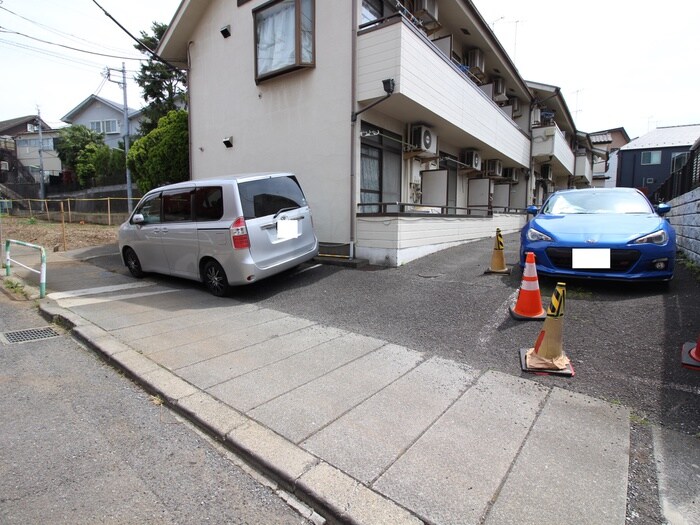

654,146,700,202
2,197,138,226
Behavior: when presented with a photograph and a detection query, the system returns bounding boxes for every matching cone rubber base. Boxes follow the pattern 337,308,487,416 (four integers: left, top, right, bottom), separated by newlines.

509,307,546,321
519,348,575,377
681,342,700,371
485,267,511,275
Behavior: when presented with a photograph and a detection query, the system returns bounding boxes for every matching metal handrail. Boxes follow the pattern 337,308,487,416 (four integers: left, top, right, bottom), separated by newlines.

357,202,525,215
4,239,46,298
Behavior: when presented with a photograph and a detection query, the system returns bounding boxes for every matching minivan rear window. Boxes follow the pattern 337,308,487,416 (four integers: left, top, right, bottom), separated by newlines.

238,176,307,219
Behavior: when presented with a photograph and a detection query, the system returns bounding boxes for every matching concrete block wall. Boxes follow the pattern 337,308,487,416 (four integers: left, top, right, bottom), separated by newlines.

668,187,700,265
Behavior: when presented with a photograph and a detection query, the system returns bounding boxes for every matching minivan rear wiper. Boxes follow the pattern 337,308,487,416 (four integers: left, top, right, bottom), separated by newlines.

274,206,300,219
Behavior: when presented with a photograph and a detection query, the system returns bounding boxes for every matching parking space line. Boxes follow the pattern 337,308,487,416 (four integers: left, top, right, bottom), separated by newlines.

48,282,156,300
55,288,183,308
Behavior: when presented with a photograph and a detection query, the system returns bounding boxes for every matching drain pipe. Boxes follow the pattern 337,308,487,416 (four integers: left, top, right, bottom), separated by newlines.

349,0,358,259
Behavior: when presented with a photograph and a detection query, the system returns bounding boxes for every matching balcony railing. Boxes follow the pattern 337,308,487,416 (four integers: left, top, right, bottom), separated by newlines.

357,202,526,216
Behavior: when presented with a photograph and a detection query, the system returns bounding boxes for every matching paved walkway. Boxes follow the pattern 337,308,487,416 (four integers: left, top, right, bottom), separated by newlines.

3,246,698,524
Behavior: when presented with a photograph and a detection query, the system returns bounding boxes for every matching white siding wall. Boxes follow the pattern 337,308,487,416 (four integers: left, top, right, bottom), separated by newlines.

355,213,526,266
357,21,530,167
186,0,354,244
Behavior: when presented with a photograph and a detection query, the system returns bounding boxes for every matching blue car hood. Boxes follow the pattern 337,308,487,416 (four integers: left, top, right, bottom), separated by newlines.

531,214,666,243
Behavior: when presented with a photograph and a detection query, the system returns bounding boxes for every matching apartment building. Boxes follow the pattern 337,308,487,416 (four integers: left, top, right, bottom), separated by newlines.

158,0,587,265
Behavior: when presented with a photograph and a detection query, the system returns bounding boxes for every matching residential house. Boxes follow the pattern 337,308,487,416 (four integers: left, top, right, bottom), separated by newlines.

158,0,585,265
589,127,630,188
617,124,700,199
61,95,143,149
0,115,60,185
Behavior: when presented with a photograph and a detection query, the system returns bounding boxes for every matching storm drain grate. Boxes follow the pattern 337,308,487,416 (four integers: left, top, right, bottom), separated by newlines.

0,327,61,344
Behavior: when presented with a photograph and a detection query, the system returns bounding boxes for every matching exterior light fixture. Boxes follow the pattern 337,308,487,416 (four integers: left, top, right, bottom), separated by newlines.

220,25,231,38
352,78,395,122
223,136,233,148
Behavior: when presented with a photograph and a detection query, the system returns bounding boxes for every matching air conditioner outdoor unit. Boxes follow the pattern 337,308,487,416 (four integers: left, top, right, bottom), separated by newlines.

411,125,438,156
414,0,438,21
466,48,485,76
502,167,519,183
486,159,503,177
541,163,552,181
494,77,505,94
509,97,521,117
459,149,481,171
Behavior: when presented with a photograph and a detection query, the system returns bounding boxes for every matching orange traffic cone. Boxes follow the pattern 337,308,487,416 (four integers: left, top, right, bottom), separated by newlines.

519,282,574,377
681,333,700,371
485,228,510,274
510,252,546,320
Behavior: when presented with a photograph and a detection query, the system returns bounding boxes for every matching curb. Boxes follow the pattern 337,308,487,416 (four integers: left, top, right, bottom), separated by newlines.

38,300,424,525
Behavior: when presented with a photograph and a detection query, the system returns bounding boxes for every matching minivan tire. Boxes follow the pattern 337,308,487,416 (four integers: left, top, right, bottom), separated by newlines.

203,260,230,297
124,247,144,278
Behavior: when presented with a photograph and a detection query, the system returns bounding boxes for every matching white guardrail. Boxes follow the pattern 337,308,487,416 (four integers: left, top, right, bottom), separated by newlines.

4,239,47,298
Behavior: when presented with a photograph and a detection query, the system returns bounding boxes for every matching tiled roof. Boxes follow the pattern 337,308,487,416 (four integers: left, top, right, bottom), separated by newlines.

621,124,700,150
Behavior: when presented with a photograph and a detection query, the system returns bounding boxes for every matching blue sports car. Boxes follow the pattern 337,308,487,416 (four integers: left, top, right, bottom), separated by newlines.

520,188,676,281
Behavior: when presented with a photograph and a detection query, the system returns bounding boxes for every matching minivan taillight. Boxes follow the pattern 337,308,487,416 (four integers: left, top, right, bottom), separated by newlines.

231,217,250,249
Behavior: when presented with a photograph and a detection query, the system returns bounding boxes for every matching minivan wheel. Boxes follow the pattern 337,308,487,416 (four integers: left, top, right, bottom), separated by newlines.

124,247,144,278
203,260,230,297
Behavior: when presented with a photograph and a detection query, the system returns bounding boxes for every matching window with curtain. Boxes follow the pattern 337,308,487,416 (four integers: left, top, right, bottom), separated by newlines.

254,0,314,83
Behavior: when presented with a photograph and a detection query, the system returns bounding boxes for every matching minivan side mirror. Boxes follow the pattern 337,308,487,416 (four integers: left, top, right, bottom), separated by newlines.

132,213,145,224
526,205,539,215
655,203,671,216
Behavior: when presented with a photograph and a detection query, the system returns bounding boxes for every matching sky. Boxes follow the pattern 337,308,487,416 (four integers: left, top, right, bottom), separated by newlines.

0,0,181,128
1,1,699,140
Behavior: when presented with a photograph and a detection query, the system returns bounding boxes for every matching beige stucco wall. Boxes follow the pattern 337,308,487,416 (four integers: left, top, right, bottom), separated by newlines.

186,0,354,244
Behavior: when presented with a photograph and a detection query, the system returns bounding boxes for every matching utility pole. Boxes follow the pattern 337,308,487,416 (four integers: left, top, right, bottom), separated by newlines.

36,106,45,199
106,62,133,213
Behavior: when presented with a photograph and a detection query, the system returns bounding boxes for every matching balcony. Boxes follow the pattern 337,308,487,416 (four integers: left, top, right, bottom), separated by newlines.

531,124,575,177
356,16,530,167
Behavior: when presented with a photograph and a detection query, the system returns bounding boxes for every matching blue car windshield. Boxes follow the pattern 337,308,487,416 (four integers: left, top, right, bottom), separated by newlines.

542,191,653,215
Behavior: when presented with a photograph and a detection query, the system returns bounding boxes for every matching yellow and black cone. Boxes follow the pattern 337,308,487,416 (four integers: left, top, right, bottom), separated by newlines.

485,228,511,274
519,282,574,377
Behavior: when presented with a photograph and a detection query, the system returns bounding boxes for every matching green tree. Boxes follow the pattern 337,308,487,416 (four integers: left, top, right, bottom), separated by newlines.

55,125,105,172
73,143,126,187
127,109,189,193
134,22,187,136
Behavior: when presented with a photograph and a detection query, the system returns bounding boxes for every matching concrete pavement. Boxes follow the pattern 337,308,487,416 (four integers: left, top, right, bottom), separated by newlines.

3,245,698,525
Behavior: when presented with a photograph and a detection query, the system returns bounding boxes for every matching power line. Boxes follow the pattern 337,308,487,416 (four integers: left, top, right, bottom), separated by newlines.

0,27,144,60
90,0,181,72
0,4,137,56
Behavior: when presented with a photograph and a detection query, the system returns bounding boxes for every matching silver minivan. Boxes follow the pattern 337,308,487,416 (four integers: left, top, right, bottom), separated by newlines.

118,172,318,296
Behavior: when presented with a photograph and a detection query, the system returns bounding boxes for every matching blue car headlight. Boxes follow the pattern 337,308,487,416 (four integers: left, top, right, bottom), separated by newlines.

526,228,553,242
633,229,668,245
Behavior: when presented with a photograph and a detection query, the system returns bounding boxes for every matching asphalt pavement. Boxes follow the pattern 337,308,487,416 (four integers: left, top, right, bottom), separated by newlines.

2,242,698,525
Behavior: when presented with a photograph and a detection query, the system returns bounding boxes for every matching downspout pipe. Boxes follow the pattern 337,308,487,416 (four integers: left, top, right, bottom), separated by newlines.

349,0,358,259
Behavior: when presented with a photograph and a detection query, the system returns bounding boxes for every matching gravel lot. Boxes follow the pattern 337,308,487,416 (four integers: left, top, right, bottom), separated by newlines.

0,215,118,252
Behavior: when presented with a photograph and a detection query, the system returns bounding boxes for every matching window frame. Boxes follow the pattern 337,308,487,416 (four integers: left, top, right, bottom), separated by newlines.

640,150,661,165
253,0,315,84
103,119,119,134
359,123,402,213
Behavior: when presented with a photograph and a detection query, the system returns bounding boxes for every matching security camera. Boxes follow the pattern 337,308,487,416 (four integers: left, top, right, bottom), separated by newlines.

222,136,233,148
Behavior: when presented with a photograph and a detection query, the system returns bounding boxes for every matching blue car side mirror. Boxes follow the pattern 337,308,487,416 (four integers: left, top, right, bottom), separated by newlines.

526,205,539,215
655,203,671,216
